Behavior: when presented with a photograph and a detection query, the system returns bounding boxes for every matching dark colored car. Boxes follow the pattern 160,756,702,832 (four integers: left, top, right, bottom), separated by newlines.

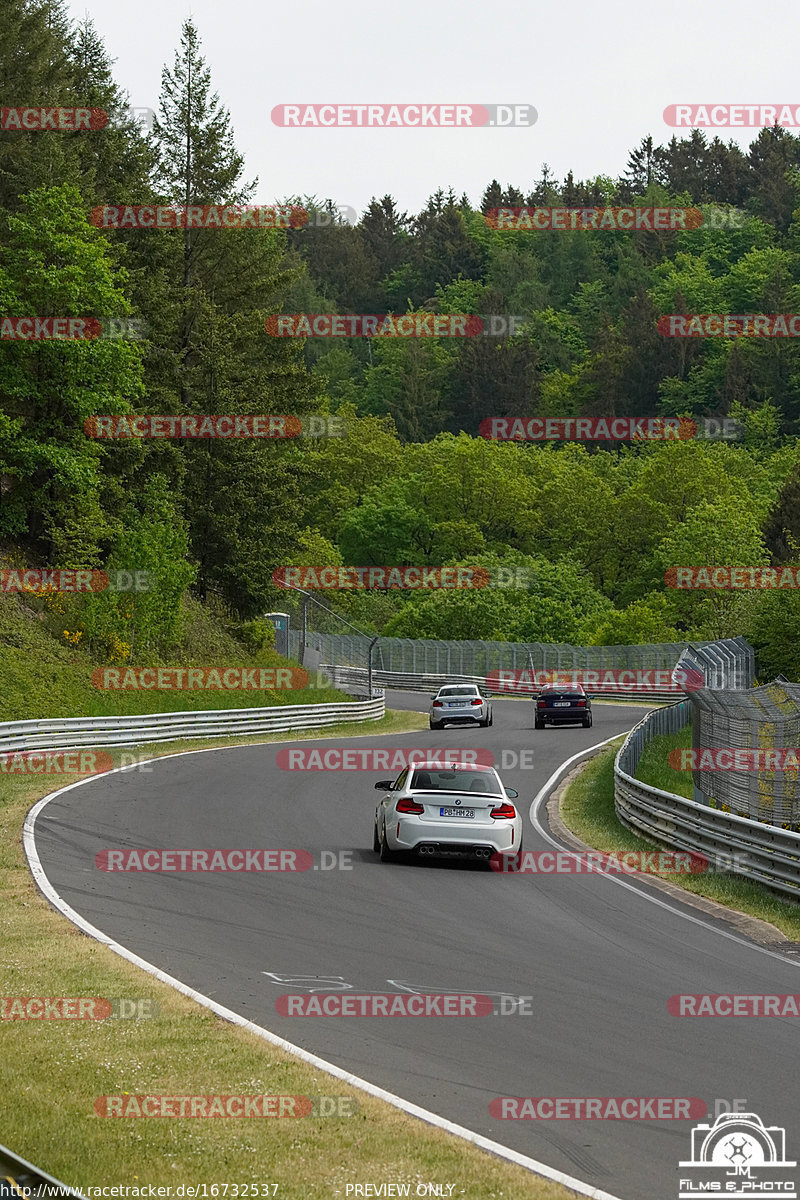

535,682,592,729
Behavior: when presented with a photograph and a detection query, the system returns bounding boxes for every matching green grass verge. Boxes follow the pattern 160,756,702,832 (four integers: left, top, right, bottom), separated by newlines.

1,709,577,1200
635,726,693,798
560,739,800,940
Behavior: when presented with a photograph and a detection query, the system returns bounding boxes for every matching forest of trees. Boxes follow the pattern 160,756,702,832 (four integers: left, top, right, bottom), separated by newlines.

4,0,800,679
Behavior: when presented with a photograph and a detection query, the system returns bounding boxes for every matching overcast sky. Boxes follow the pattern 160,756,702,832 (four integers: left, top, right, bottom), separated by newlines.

68,0,800,217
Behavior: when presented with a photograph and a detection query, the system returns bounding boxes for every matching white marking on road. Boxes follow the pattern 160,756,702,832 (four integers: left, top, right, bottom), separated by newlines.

528,737,800,968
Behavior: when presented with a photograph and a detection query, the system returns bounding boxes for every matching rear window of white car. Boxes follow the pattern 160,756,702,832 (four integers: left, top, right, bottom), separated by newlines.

439,686,478,697
411,768,502,795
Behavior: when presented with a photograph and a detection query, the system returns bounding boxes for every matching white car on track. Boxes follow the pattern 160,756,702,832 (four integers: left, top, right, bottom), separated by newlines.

372,760,522,865
429,683,493,730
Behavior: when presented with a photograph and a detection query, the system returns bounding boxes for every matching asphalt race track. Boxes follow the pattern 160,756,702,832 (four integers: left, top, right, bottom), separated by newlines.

30,694,800,1200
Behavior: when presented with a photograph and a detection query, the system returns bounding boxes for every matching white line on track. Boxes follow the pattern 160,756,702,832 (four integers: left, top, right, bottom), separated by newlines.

528,736,800,969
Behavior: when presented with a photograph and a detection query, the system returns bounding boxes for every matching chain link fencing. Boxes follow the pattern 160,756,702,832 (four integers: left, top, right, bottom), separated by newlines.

687,679,800,826
282,618,753,700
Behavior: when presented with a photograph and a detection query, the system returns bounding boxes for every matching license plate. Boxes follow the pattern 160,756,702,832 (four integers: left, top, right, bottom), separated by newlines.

447,701,465,707
440,806,474,818
552,701,571,707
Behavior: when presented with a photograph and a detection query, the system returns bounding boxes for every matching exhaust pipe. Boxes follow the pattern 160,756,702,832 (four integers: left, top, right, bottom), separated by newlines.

474,847,491,859
418,844,435,856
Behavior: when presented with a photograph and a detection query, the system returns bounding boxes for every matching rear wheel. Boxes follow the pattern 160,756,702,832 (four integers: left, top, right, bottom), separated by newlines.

429,719,442,730
583,713,593,728
479,715,489,728
535,716,544,729
488,710,494,727
372,822,380,853
379,822,397,862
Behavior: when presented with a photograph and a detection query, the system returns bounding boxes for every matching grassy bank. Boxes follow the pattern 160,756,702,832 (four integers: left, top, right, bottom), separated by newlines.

0,590,344,720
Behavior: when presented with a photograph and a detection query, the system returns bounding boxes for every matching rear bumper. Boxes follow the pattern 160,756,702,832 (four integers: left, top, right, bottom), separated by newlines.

538,709,590,722
391,817,519,853
430,708,487,722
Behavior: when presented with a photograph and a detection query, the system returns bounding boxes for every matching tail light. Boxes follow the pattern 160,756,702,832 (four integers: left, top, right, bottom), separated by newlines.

576,699,587,707
396,798,424,814
470,698,483,707
490,802,517,819
537,699,546,708
432,700,443,707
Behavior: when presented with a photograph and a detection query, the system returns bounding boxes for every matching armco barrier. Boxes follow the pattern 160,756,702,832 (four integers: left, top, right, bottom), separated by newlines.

614,703,800,899
0,1141,85,1198
0,697,385,756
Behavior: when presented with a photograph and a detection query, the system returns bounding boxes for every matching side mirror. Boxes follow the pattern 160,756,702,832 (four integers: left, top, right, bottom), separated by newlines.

374,780,393,791
505,788,519,799
430,696,437,701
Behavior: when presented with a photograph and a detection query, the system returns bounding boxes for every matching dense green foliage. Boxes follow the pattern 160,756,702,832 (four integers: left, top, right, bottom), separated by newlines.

4,1,800,680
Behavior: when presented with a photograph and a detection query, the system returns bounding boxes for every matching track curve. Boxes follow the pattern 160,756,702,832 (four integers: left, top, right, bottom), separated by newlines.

29,694,800,1200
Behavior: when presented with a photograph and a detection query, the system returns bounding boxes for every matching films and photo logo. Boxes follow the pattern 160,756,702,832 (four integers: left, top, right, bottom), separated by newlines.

679,1111,796,1198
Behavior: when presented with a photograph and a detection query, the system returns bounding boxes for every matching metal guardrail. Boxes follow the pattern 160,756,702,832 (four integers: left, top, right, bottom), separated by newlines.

0,697,385,756
322,665,695,703
0,1142,85,1198
614,703,800,899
